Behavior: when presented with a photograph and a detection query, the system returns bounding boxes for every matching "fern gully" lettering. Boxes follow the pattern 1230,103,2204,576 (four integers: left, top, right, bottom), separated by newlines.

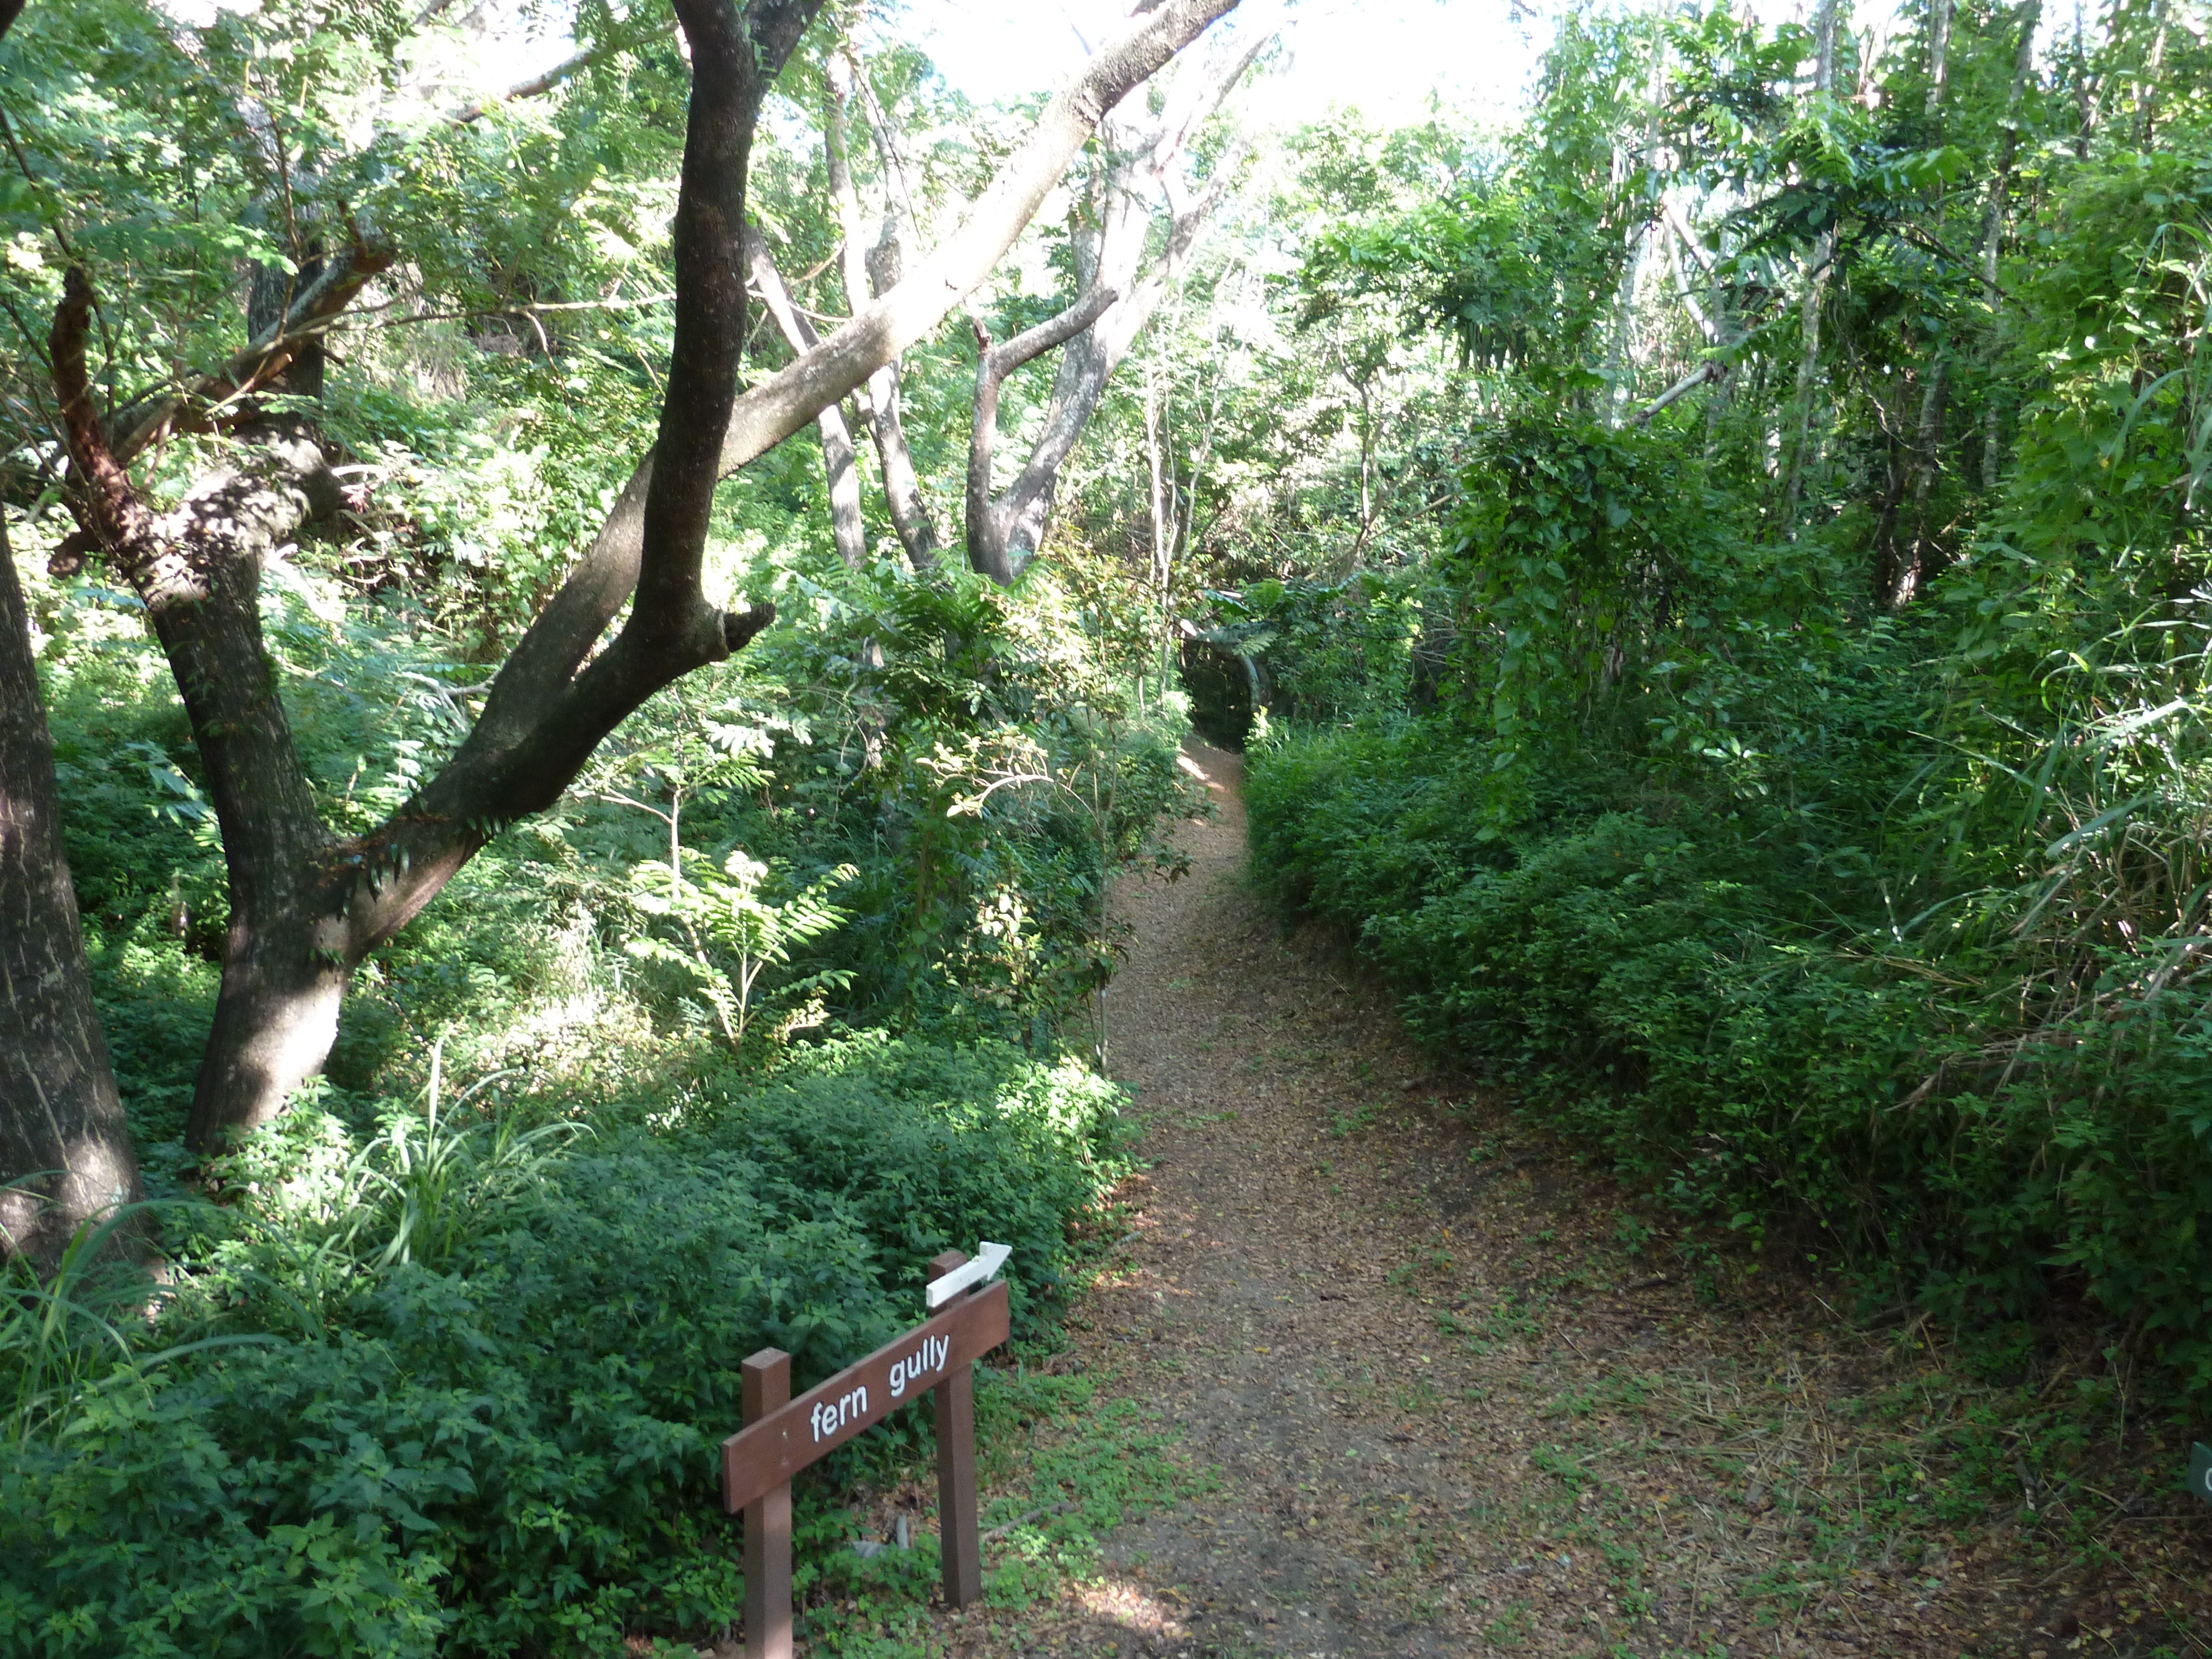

803,1334,953,1444
889,1334,949,1401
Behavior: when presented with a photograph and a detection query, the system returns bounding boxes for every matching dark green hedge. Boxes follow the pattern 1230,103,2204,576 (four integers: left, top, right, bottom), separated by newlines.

1247,719,2212,1393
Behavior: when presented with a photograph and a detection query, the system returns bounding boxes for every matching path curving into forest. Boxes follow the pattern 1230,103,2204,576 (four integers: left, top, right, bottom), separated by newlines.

966,740,2067,1659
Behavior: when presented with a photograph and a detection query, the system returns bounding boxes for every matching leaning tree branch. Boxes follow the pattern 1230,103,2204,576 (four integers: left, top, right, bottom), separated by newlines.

1631,357,1725,425
335,0,824,960
447,25,669,124
712,0,1242,479
379,0,1244,953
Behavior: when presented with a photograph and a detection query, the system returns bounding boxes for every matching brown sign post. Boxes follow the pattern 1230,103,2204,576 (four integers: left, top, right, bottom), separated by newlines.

722,1248,1011,1659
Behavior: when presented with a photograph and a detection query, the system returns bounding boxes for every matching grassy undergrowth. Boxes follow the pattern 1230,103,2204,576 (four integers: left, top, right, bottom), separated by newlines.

793,1363,1214,1657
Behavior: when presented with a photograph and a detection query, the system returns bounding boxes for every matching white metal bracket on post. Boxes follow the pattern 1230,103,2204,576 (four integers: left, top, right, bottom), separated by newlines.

926,1240,1011,1310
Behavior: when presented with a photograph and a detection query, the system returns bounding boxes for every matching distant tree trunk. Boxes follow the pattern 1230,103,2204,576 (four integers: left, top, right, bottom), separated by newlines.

827,61,941,567
966,283,1120,584
248,248,328,401
1778,0,1841,527
1601,25,1669,428
966,23,1267,583
1980,0,2041,493
744,224,869,567
0,517,142,1262
1892,0,1953,607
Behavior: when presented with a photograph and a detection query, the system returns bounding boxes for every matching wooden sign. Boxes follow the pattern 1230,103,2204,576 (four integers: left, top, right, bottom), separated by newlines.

721,1277,1009,1511
719,1248,1011,1659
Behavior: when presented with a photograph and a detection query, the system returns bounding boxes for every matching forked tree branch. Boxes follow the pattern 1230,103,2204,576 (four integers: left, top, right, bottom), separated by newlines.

966,284,1118,581
969,22,1266,581
105,233,395,465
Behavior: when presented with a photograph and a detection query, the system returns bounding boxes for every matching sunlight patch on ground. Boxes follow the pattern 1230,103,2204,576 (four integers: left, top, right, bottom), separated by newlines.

1176,754,1213,782
1074,1577,1188,1642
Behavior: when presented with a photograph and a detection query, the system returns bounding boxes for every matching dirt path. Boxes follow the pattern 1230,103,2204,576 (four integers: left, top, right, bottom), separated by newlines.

957,743,2206,1659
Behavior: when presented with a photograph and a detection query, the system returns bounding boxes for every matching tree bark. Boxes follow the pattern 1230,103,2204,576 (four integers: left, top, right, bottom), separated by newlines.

0,514,142,1262
0,0,142,1263
859,220,946,565
54,268,369,1150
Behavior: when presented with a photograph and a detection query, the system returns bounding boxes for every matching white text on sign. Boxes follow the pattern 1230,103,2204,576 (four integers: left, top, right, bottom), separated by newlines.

890,1335,949,1401
806,1335,951,1443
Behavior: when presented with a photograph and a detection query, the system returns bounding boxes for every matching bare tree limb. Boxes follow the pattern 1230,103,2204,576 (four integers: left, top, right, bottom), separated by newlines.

746,222,869,566
1631,358,1723,425
841,49,922,236
448,28,664,124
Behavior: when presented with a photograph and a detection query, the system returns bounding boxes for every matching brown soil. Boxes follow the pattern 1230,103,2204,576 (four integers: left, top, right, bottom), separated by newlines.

938,742,2210,1659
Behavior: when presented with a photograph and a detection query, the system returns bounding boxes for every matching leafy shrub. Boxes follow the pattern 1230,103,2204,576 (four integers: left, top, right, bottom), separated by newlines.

1248,709,2212,1394
0,1039,1130,1658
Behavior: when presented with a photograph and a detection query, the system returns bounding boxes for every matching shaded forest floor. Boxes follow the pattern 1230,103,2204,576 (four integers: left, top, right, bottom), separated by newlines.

849,742,2211,1659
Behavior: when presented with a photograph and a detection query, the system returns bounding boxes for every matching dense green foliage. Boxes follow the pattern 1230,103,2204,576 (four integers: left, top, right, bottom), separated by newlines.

1234,1,2212,1401
0,1,1219,1650
14,0,2212,1643
7,394,1188,1655
1,1039,1130,1656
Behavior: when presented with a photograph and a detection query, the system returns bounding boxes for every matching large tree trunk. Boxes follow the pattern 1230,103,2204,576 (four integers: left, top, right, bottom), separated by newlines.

48,0,1244,1151
0,0,140,1258
0,516,142,1261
